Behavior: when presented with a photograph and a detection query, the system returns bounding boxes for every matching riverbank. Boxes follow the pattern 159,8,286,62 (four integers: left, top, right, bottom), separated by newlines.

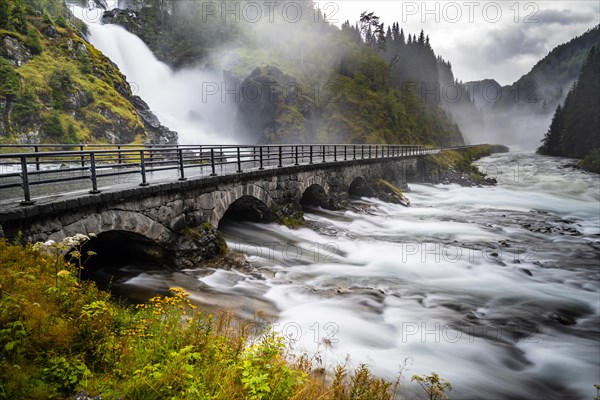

424,144,509,186
0,238,446,399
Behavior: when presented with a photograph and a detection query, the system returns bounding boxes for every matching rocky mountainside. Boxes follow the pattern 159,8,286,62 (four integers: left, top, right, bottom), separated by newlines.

467,25,599,114
0,0,176,145
460,25,599,148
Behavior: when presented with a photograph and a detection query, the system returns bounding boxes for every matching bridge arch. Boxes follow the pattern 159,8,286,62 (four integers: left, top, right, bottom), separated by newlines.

80,230,167,271
48,210,174,246
300,184,329,208
298,175,331,198
211,183,274,227
348,176,374,197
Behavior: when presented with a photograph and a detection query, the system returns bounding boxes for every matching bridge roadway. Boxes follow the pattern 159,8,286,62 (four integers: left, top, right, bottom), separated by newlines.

0,144,438,207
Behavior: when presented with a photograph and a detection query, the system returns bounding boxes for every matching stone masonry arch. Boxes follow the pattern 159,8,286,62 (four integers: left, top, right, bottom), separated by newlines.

209,183,275,227
47,210,174,246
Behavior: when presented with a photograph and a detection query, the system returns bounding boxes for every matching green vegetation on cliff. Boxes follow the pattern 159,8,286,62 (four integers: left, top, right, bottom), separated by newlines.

0,0,149,144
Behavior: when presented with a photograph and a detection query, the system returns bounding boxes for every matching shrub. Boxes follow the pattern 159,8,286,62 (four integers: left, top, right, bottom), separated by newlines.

581,148,600,173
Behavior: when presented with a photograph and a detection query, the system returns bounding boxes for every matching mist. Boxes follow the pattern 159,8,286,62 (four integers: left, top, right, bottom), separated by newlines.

455,108,553,151
442,74,578,150
72,0,354,144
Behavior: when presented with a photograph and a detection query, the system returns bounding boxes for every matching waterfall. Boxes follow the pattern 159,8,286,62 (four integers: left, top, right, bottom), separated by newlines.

70,3,238,144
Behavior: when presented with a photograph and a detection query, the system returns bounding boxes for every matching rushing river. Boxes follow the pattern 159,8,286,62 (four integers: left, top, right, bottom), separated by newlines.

103,152,599,399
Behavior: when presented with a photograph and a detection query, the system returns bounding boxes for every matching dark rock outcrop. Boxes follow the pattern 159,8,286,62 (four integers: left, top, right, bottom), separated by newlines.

0,35,32,67
374,179,410,207
171,224,228,269
236,66,310,143
131,95,177,144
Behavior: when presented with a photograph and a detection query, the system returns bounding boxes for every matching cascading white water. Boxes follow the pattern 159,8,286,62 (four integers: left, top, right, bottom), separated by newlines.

69,3,239,144
105,152,599,399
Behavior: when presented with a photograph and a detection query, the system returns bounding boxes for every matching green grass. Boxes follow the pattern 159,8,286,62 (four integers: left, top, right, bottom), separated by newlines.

424,145,494,184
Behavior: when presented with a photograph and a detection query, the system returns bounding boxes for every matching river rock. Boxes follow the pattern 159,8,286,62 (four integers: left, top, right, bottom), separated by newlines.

519,268,533,276
170,224,228,269
549,313,576,326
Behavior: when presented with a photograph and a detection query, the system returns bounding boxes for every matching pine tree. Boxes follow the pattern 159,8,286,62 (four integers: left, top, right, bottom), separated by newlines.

538,104,564,156
418,29,425,46
538,46,600,158
0,0,9,30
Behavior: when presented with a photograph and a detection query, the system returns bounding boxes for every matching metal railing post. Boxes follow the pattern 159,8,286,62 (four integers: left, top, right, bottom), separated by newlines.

139,150,149,186
344,145,347,161
334,145,337,162
210,148,217,176
237,147,242,172
309,145,313,164
19,156,34,205
178,149,186,180
353,145,356,160
294,146,299,166
34,145,40,171
259,147,264,170
322,145,326,163
369,145,372,159
80,145,85,167
267,147,270,167
89,152,101,193
278,146,283,168
118,145,123,164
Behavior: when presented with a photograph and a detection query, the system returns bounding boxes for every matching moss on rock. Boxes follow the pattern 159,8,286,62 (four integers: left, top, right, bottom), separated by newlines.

0,2,165,144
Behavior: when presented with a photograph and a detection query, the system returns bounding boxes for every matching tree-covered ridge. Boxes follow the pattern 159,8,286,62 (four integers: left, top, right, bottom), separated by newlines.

474,24,600,113
104,1,464,146
537,46,600,169
0,0,173,144
509,25,600,110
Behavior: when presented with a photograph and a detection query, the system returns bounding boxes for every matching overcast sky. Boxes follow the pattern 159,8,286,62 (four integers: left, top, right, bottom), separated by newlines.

315,1,600,85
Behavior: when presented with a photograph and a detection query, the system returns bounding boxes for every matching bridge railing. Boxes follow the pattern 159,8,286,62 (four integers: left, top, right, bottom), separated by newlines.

0,144,439,205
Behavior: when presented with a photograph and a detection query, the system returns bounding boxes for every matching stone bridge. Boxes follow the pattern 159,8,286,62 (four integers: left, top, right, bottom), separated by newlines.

0,143,471,268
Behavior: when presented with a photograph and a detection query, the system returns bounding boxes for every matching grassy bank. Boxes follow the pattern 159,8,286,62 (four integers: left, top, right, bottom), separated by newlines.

0,237,451,399
425,144,495,184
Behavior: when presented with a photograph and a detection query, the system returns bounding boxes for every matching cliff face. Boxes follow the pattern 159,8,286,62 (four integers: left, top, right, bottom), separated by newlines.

0,0,176,145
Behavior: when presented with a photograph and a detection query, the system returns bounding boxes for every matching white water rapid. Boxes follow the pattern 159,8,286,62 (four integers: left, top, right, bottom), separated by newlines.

70,3,238,144
99,152,600,399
